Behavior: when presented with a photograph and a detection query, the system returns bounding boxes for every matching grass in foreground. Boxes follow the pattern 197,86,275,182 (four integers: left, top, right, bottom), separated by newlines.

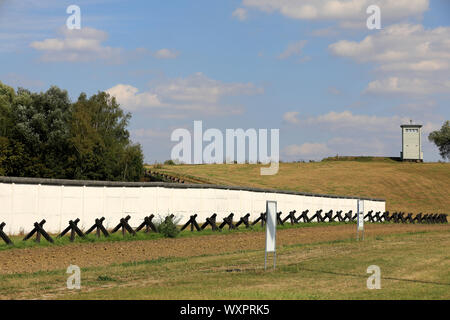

1,229,449,299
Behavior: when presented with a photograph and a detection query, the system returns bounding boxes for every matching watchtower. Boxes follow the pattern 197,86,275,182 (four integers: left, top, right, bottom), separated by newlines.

400,120,423,162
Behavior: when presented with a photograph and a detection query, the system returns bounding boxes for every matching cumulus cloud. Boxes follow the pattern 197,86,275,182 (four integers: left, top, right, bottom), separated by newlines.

232,8,248,21
30,27,124,63
30,26,173,63
329,23,450,95
106,72,263,117
106,84,163,111
329,24,450,69
239,0,429,28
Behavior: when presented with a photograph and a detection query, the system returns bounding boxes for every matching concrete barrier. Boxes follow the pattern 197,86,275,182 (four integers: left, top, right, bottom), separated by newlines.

0,176,386,235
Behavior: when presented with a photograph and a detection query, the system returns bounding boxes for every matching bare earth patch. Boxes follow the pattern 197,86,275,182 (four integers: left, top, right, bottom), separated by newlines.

0,224,448,275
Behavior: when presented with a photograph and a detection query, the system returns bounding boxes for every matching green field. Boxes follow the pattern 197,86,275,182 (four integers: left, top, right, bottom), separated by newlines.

1,225,449,300
147,160,450,214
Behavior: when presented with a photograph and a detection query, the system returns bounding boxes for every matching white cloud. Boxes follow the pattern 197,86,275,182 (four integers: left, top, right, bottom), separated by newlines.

329,24,450,68
329,23,450,95
106,72,263,117
283,111,300,124
153,48,179,59
240,0,429,27
30,26,123,62
278,40,307,60
30,26,182,63
106,84,163,111
232,8,248,21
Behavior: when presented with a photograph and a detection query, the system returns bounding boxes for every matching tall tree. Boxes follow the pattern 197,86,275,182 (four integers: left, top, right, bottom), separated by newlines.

428,121,450,161
69,91,143,181
9,86,72,177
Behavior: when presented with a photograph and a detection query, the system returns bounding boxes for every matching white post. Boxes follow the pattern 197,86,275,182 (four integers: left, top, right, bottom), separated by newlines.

265,200,277,270
357,199,365,240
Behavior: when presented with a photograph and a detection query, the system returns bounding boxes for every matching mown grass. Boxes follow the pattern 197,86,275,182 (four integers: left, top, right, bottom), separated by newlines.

1,229,448,300
146,161,450,214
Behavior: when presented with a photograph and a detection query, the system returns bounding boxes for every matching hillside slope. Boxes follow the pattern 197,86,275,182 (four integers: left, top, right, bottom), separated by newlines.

147,161,450,214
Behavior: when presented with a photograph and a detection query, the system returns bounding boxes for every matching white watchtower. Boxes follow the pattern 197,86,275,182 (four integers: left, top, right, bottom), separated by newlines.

400,120,423,162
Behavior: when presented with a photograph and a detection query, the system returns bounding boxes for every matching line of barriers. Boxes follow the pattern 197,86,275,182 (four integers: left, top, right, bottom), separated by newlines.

0,210,447,246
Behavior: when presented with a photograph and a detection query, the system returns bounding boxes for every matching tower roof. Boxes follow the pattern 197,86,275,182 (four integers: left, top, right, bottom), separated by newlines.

401,124,422,128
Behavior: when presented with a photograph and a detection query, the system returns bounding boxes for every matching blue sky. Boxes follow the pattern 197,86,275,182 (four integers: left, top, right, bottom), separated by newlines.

1,0,449,162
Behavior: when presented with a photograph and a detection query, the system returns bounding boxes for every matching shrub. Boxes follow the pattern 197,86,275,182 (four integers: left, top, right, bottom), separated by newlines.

157,215,180,238
164,159,176,165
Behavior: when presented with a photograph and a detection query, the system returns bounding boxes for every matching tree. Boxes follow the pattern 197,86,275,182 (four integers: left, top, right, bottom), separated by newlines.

428,121,450,161
8,86,73,177
69,91,144,181
0,82,144,181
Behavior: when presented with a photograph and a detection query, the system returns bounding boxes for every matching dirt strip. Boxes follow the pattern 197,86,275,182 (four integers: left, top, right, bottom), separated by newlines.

0,224,448,275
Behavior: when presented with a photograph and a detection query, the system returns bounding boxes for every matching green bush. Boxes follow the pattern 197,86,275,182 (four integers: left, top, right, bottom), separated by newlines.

157,215,180,238
164,159,176,165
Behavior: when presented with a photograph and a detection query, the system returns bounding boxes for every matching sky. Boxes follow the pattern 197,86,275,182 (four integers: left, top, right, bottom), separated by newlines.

1,0,449,163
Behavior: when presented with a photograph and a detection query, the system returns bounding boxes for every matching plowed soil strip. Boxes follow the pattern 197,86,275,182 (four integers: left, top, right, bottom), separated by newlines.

1,224,448,275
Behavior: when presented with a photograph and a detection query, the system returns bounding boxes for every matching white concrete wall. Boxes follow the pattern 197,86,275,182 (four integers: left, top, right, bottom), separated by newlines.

0,182,386,235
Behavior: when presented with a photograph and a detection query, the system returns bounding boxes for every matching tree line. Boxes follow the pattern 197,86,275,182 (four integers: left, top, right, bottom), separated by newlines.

0,81,144,181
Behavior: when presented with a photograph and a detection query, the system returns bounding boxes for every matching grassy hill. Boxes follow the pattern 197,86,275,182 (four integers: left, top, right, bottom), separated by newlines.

146,160,450,214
